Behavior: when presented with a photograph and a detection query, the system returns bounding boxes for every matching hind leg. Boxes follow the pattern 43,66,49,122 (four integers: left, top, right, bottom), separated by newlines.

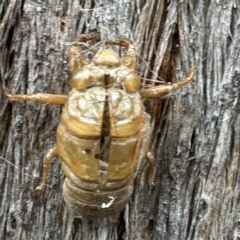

35,145,58,194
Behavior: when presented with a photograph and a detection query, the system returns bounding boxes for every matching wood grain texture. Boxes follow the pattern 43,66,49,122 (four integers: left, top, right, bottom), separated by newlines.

0,0,239,239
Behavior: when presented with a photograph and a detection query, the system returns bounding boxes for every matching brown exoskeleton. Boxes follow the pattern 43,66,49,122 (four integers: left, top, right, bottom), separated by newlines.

5,33,195,218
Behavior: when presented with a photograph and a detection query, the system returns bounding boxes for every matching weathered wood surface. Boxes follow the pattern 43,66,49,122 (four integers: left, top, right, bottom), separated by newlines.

0,0,239,239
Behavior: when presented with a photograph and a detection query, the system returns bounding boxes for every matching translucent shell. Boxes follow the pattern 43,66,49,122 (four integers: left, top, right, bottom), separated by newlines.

57,44,150,217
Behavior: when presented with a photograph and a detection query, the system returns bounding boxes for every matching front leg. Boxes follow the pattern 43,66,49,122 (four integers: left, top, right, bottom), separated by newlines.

4,89,67,105
105,39,137,70
140,68,195,99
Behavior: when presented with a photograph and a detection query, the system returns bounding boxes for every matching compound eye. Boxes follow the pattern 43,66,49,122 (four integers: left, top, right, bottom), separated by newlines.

86,52,94,60
123,72,141,92
70,66,91,90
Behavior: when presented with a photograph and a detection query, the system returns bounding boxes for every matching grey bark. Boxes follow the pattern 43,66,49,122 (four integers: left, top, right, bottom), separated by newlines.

0,0,239,239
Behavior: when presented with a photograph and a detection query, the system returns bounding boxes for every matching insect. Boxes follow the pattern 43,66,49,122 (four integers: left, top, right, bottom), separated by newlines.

5,33,195,218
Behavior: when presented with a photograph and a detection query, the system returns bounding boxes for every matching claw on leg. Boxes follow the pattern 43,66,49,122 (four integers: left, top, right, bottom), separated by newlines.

140,68,196,99
35,146,58,195
74,32,100,43
68,33,100,72
105,39,137,70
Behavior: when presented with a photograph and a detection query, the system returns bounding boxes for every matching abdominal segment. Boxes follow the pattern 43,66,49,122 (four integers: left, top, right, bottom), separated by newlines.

62,171,134,218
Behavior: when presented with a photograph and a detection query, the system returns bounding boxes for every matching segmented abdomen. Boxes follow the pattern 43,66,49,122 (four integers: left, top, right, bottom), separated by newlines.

56,88,150,218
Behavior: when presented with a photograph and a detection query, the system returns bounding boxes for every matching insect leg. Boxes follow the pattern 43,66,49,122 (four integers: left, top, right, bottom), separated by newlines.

105,38,132,48
74,32,100,43
4,89,67,105
145,152,155,186
68,33,101,72
140,68,196,99
35,145,58,194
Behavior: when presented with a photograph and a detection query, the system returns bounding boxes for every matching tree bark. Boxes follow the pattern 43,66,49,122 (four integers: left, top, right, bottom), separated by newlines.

0,0,239,239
